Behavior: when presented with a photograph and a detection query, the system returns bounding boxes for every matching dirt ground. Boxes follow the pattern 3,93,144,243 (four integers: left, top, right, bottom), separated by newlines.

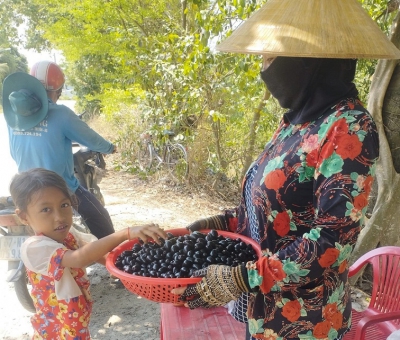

0,163,232,340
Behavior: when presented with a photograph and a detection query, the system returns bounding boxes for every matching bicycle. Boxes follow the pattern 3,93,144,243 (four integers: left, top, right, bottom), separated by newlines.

137,130,189,182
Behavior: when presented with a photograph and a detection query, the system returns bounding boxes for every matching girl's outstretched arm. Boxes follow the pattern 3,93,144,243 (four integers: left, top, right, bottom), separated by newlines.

61,223,166,269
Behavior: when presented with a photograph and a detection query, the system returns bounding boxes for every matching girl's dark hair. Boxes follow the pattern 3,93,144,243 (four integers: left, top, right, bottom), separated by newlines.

9,168,75,212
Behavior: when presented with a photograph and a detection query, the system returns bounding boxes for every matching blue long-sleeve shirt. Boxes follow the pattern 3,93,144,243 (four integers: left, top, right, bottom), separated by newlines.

7,101,114,192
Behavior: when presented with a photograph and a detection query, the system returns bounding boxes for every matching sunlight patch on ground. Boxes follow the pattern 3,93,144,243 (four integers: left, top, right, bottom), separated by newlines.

105,315,122,327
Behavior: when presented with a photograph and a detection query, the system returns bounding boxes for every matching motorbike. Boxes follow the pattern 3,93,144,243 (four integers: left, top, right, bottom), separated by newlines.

0,111,105,312
73,111,106,206
0,196,35,312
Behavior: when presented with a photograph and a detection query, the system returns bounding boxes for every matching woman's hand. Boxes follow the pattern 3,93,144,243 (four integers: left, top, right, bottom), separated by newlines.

127,223,167,245
186,215,227,232
171,265,249,309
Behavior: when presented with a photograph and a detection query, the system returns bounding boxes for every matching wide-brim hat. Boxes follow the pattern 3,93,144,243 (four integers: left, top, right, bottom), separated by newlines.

216,0,400,59
2,72,48,131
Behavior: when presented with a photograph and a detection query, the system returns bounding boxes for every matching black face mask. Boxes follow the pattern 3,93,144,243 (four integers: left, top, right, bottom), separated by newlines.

260,57,358,124
260,57,322,111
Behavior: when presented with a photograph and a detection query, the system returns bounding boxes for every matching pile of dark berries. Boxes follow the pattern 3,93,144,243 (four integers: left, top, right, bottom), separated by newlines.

114,230,258,279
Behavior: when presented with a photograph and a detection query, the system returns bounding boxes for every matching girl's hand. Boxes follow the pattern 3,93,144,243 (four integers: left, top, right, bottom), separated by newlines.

171,286,189,307
127,223,167,244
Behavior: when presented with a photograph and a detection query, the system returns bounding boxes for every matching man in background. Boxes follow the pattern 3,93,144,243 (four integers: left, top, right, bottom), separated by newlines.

2,61,116,239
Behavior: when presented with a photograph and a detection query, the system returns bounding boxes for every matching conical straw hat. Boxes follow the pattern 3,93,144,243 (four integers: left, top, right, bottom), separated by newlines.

216,0,400,59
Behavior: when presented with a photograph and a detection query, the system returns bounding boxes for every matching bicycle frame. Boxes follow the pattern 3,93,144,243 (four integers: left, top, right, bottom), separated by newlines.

140,133,168,164
152,142,173,167
138,131,188,181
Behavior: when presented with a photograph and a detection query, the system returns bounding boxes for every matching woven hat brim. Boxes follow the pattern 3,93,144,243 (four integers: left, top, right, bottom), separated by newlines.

216,0,400,59
2,72,49,131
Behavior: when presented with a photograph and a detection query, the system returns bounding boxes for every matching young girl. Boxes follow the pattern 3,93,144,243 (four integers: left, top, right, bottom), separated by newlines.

10,168,166,340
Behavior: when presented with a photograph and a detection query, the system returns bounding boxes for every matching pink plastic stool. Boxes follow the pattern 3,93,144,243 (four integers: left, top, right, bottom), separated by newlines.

342,246,400,340
160,303,246,340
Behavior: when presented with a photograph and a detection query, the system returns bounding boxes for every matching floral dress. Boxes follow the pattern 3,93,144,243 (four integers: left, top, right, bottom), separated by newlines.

21,233,93,340
233,99,379,340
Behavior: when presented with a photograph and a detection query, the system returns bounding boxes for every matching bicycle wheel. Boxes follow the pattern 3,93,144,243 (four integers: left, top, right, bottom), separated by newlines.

137,141,153,171
166,143,189,182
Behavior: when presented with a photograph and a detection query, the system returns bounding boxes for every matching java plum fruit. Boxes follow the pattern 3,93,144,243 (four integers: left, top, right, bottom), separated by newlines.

114,230,258,279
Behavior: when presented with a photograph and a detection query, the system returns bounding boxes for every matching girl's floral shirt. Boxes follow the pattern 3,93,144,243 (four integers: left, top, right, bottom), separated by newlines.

21,232,93,340
234,99,379,340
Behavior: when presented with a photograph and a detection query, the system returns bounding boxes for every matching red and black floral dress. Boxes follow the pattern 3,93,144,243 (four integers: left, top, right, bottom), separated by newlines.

233,99,379,340
21,233,93,340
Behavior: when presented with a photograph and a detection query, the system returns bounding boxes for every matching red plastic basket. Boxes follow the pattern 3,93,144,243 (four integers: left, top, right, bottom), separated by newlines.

106,228,262,303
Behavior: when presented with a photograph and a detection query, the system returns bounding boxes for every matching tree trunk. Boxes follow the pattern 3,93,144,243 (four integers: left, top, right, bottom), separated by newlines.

350,13,400,272
182,0,187,31
241,89,271,179
210,119,227,169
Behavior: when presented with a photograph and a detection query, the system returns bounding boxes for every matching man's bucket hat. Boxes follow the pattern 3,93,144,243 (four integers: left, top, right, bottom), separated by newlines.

2,72,49,131
216,0,400,59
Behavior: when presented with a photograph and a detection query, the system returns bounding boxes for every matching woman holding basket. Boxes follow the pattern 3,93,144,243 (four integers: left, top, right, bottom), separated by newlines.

172,0,400,339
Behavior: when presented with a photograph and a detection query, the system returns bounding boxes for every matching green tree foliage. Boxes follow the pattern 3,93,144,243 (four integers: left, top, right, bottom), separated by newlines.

7,0,280,181
0,0,25,46
355,0,397,104
0,47,28,102
0,0,394,184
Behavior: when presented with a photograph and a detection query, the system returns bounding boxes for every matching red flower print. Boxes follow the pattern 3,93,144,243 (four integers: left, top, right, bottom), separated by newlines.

318,248,340,268
323,303,339,320
256,257,287,294
353,193,369,210
264,169,286,191
320,141,335,161
327,118,348,141
364,176,374,195
336,134,362,160
323,303,343,329
306,149,318,167
338,260,348,274
282,300,302,322
273,211,290,237
313,320,331,339
329,311,343,330
260,275,275,295
269,257,286,281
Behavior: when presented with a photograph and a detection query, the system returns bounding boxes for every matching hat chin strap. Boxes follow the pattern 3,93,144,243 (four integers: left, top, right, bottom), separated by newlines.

47,89,61,103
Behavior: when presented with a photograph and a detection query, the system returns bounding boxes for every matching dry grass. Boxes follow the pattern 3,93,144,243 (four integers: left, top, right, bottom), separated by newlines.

86,112,241,205
86,115,118,142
